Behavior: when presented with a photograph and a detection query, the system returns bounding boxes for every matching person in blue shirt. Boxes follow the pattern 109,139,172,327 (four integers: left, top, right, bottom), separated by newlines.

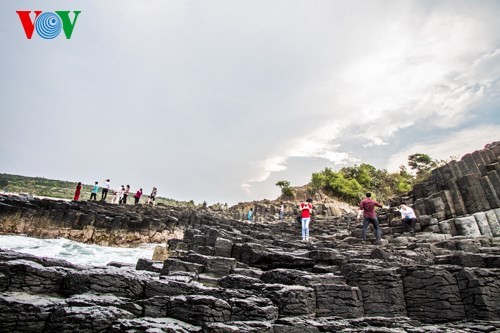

247,208,253,222
90,181,99,201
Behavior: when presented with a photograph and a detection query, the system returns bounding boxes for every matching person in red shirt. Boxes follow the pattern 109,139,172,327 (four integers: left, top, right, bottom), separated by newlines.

358,192,383,242
300,198,313,241
133,188,143,205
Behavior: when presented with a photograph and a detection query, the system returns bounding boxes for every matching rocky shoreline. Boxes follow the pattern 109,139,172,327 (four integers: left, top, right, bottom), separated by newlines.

1,211,500,332
1,142,500,332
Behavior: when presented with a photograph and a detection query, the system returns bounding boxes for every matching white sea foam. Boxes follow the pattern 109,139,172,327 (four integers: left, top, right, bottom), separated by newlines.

0,235,159,266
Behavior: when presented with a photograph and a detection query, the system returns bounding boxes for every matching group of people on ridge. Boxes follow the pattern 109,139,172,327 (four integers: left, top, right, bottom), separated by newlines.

73,180,158,206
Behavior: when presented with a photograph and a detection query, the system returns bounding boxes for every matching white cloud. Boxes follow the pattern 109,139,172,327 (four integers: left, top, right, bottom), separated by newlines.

2,1,500,205
386,125,500,172
244,2,500,191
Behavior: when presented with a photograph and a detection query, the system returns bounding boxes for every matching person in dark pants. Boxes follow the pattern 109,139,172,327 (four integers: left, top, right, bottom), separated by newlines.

398,203,417,233
147,187,157,205
121,185,130,204
90,182,99,201
358,192,383,242
133,188,143,205
101,179,110,201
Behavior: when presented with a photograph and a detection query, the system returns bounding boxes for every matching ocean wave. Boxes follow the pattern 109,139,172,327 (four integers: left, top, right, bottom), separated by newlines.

0,235,158,266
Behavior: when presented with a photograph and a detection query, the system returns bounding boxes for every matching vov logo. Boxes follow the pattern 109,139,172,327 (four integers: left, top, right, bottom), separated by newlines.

17,11,81,39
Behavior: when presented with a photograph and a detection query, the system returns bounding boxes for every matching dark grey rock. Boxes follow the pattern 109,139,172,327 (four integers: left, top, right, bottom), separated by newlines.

314,283,364,318
218,274,263,291
343,264,406,317
0,259,68,295
204,321,273,333
227,296,279,321
167,295,231,326
0,292,64,333
111,317,202,333
455,268,500,320
135,258,162,273
402,266,466,323
62,267,145,299
162,258,205,275
213,237,233,257
45,305,135,332
261,284,316,317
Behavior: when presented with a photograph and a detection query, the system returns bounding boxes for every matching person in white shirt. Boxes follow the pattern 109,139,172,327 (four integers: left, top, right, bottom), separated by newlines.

101,179,111,201
398,203,417,233
111,187,122,204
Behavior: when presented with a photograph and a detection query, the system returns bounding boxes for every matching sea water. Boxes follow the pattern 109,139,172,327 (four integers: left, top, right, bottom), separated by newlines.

0,235,159,266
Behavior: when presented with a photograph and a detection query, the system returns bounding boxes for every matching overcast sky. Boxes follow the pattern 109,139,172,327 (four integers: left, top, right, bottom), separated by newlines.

1,0,499,205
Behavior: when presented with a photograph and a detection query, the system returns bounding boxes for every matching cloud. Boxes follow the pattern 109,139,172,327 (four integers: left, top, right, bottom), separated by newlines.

245,2,500,191
1,1,500,205
386,124,500,172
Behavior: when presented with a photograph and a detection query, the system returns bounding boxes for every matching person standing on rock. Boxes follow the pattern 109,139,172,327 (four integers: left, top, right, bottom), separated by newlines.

358,192,382,242
133,188,143,205
121,185,130,204
101,179,110,201
398,203,417,233
111,187,121,204
147,187,157,205
300,198,313,241
247,208,253,222
118,185,125,204
73,182,82,201
90,181,99,201
279,203,285,222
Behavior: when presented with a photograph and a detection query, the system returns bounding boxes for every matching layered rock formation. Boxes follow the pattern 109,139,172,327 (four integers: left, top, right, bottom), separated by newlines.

1,142,500,332
1,200,500,332
0,197,199,246
400,142,500,236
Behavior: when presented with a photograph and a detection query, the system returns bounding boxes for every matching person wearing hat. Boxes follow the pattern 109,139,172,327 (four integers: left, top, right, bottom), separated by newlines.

300,198,313,241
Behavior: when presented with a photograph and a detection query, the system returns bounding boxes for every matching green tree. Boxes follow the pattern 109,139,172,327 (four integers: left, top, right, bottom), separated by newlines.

308,163,416,204
275,180,290,189
408,153,437,174
276,180,294,199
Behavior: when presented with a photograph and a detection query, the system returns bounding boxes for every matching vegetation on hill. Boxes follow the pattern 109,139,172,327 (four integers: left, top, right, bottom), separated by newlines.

278,153,449,205
309,163,413,204
0,173,195,207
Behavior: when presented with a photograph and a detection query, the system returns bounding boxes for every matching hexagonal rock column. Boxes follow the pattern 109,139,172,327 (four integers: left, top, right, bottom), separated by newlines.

455,268,500,320
402,266,466,323
314,284,364,318
454,216,481,237
260,284,316,318
343,265,406,317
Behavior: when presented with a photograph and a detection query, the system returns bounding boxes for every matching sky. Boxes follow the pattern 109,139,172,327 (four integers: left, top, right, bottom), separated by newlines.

1,0,499,205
